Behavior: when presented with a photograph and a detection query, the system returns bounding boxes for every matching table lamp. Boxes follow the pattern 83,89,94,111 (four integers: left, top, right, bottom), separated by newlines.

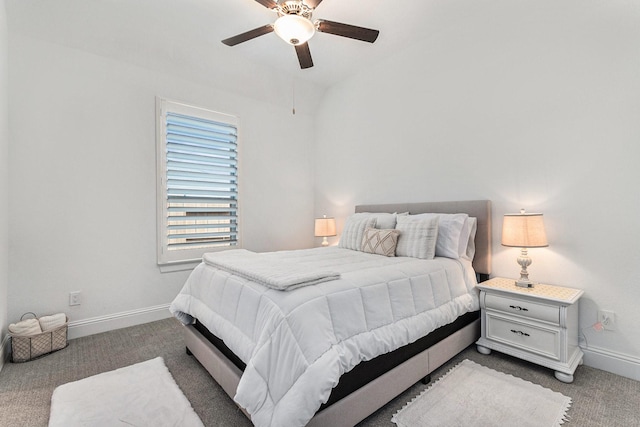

314,215,336,246
501,209,548,288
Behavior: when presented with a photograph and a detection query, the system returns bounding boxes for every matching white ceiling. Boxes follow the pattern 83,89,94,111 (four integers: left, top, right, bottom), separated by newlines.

7,0,436,89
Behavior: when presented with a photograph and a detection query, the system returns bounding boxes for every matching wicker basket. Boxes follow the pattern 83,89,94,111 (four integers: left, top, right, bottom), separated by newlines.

10,313,69,363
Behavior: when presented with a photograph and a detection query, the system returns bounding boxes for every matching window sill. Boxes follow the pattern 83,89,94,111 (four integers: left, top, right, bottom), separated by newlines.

158,260,201,273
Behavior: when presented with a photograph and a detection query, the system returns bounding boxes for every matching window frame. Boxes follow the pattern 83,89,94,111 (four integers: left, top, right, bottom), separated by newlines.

156,97,241,265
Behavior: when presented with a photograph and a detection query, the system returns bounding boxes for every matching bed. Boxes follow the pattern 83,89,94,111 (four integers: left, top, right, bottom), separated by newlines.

170,200,492,427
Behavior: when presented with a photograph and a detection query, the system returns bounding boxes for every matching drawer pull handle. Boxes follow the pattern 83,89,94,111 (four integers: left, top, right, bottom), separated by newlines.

509,305,529,312
510,329,530,337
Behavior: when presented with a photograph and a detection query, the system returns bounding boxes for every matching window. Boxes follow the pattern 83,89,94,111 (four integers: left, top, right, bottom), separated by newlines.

156,98,239,265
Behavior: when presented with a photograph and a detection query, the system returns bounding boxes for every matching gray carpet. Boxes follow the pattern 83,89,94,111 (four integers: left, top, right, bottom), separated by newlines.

0,317,638,426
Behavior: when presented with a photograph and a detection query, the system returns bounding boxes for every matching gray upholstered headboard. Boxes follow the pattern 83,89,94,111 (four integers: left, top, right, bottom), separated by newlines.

355,200,492,276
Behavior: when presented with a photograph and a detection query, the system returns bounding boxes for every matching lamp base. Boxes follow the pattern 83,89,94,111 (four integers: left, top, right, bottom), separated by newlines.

321,237,329,246
515,247,535,288
515,279,534,288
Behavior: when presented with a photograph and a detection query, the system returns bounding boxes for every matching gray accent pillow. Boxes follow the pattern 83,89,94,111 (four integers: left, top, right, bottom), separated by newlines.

361,227,400,257
339,216,377,250
395,215,439,259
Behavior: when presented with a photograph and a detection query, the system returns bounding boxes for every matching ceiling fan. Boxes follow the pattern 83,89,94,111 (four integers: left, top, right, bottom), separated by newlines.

222,0,380,69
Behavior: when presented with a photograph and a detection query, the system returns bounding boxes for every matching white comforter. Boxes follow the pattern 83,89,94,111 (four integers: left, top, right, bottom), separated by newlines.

170,247,479,427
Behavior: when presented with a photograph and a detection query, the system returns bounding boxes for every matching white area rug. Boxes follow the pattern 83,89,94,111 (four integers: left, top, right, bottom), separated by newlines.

392,359,571,427
49,357,203,427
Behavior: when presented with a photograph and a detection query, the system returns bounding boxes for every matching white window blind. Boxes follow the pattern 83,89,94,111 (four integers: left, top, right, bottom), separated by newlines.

157,98,239,264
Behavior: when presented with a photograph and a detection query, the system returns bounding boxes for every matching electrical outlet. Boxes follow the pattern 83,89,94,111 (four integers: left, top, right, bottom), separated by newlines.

69,291,82,306
597,310,616,331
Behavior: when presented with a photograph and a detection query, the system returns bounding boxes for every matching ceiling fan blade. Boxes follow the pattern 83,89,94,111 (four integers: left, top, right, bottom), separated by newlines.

304,0,324,8
316,19,379,43
254,0,277,9
295,43,314,69
222,25,274,46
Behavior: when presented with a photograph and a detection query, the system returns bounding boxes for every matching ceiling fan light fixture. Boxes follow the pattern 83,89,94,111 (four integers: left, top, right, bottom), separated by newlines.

223,0,379,69
274,14,316,45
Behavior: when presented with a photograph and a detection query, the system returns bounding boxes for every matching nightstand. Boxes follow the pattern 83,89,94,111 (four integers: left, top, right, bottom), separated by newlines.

475,277,584,383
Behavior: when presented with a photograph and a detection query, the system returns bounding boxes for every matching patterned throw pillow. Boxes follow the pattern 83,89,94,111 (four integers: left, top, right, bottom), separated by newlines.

361,228,400,257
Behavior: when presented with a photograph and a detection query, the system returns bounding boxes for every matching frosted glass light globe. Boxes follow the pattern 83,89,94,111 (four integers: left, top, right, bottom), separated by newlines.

274,15,315,45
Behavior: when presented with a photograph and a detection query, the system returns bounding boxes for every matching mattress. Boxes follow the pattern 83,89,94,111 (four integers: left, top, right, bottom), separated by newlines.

170,246,479,427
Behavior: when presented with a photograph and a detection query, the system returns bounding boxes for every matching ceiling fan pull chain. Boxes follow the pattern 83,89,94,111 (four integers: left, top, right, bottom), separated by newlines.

292,81,296,115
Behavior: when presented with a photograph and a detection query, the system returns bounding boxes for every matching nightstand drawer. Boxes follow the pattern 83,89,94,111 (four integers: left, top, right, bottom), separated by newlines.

486,313,560,360
485,293,559,324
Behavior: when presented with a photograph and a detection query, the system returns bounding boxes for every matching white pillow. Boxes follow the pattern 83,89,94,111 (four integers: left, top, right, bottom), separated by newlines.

461,217,478,261
350,212,397,230
395,215,439,259
409,213,469,259
457,216,472,257
339,216,377,250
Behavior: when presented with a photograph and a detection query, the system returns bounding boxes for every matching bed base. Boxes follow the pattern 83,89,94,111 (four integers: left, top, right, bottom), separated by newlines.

184,318,480,427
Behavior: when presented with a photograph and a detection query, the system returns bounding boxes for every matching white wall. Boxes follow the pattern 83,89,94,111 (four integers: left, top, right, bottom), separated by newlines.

7,33,317,336
315,0,640,378
0,0,9,369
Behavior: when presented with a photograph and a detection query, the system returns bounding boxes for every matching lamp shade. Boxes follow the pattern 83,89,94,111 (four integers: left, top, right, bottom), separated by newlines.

314,217,336,237
502,212,548,248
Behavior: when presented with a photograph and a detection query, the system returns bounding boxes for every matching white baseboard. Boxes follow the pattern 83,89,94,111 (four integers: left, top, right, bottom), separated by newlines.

582,345,640,381
67,304,172,340
6,306,640,383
